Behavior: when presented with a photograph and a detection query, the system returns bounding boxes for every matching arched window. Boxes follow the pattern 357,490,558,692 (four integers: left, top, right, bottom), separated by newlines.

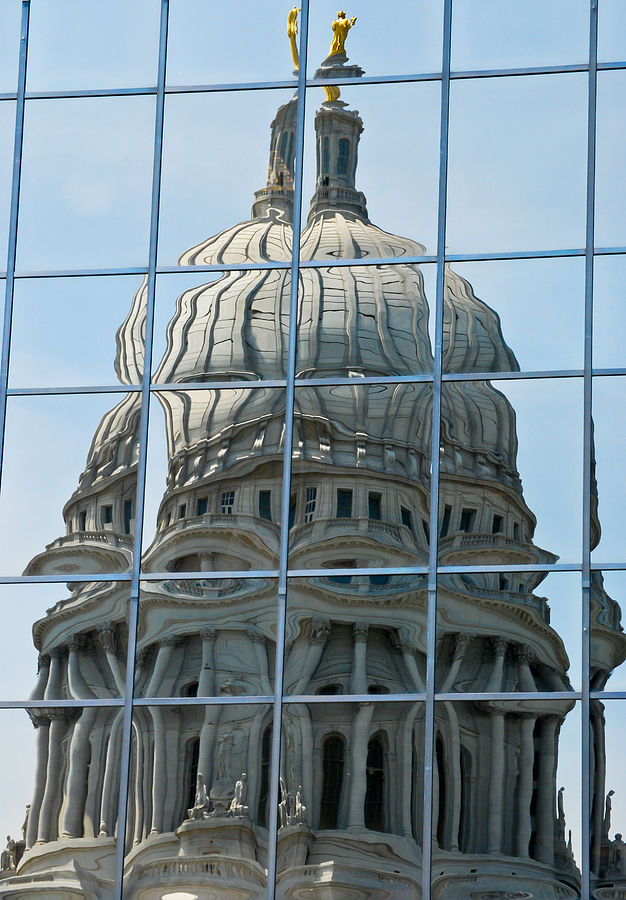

186,737,200,814
323,136,330,175
182,680,198,697
436,736,447,847
257,725,272,826
337,138,350,176
279,131,289,167
364,736,384,831
320,735,345,829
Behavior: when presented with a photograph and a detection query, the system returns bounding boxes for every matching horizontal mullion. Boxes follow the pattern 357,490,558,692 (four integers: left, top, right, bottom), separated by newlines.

133,695,273,706
0,573,132,584
0,60,623,107
10,367,626,398
437,563,581,574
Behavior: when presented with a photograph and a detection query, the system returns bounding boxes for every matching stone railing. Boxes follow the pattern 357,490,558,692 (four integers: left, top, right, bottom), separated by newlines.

137,858,265,887
45,531,133,551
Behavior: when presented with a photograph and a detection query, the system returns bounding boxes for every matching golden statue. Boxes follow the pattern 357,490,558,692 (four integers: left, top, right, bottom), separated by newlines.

288,7,301,71
329,10,357,56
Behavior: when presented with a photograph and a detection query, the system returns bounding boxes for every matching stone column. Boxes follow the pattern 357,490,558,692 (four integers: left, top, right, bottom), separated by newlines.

25,653,51,848
515,713,536,857
247,627,272,695
348,622,373,829
291,619,330,810
515,645,537,692
534,715,559,866
485,640,508,855
62,634,99,838
37,647,70,844
146,638,181,834
438,633,473,693
486,710,506,854
25,712,50,849
485,639,509,692
392,631,424,840
350,621,369,695
197,628,219,788
444,701,462,852
591,701,606,874
392,628,425,692
98,623,125,695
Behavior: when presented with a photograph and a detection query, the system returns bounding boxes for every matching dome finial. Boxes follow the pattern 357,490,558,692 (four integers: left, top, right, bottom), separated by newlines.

328,11,357,57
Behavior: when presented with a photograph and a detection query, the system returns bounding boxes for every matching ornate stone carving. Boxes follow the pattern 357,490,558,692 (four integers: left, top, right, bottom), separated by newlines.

353,621,369,643
246,627,266,644
97,622,119,655
491,637,509,657
309,617,331,645
200,626,217,642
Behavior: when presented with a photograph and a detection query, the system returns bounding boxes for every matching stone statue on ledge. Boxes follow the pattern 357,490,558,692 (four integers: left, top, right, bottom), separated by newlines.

0,837,16,871
228,773,250,818
187,774,211,820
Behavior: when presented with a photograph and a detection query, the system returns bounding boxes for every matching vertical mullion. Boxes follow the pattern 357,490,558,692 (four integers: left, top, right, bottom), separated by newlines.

111,1,169,897
266,3,310,897
0,1,29,491
581,1,598,898
422,0,453,894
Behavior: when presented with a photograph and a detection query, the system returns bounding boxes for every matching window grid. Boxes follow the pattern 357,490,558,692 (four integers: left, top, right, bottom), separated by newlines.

0,2,620,899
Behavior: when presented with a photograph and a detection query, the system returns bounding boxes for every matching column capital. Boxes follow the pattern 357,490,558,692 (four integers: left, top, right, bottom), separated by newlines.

246,627,266,644
200,626,217,642
27,710,51,728
514,644,534,665
37,653,51,672
49,645,67,660
491,637,509,657
159,635,183,648
67,633,87,653
97,622,119,655
309,617,331,646
454,632,473,656
353,621,369,644
135,646,154,669
390,628,416,654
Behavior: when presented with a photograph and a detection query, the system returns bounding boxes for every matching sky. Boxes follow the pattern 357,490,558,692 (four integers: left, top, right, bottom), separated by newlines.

0,0,625,860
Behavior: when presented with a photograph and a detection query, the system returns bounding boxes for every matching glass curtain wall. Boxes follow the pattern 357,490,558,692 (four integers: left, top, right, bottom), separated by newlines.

0,2,624,899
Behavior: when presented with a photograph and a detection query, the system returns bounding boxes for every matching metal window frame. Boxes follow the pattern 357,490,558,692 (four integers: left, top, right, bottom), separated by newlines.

0,1,621,897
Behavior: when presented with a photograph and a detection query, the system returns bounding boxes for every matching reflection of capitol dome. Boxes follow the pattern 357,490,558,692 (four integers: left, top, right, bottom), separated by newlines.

6,32,626,900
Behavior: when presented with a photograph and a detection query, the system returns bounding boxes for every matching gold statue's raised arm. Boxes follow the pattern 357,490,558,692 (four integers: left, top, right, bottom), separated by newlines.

288,6,301,71
329,10,357,57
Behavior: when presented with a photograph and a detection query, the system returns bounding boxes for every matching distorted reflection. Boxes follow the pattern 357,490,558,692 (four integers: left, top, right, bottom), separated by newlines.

3,12,625,900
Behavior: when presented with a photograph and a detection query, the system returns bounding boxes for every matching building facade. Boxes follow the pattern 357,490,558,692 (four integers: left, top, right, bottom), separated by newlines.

0,2,625,899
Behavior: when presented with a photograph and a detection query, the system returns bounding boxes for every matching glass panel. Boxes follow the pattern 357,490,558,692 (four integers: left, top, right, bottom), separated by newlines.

0,392,139,576
451,0,589,71
592,376,626,565
285,576,427,697
591,571,626,692
297,261,436,380
307,0,445,78
124,704,270,896
447,257,585,374
290,382,432,570
0,583,128,701
0,3,22,94
0,101,16,269
593,255,626,370
598,0,626,64
590,700,626,891
438,377,583,565
167,0,298,86
596,71,626,251
143,388,285,574
436,571,581,694
446,73,588,254
158,89,294,266
9,274,146,388
153,270,290,384
26,0,160,92
280,700,424,889
432,699,580,896
133,580,278,699
302,81,441,261
1,705,119,876
17,96,155,272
